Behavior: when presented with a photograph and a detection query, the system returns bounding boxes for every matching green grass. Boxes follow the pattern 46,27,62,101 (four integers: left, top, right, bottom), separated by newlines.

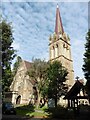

15,104,90,119
16,109,48,117
16,108,29,116
26,111,48,118
15,105,48,118
15,104,35,116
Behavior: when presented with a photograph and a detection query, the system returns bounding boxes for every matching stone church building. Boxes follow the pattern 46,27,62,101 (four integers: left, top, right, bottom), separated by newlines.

49,5,74,88
10,5,74,105
10,60,36,105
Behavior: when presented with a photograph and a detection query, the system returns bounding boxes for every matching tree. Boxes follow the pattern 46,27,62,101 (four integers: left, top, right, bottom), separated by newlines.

0,20,16,92
46,61,68,107
27,58,49,107
12,56,22,76
82,29,90,96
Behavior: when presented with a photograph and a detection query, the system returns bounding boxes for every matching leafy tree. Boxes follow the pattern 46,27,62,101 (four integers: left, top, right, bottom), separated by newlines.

0,20,16,92
46,61,68,107
12,56,22,76
82,29,90,96
27,58,49,107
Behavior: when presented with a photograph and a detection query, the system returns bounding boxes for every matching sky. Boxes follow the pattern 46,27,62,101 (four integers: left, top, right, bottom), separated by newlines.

1,0,90,2
1,1,88,79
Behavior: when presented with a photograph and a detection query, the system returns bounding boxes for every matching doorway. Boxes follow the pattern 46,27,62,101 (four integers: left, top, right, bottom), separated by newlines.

16,95,21,104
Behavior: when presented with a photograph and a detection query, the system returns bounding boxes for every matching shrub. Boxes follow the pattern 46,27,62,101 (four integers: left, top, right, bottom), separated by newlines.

47,105,74,119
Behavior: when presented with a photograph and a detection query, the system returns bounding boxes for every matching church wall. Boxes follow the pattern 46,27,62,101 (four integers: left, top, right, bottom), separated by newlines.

49,5,74,88
10,61,34,105
21,76,34,104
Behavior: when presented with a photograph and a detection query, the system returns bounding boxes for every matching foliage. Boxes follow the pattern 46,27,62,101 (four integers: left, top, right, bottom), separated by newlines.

40,78,49,98
15,104,48,118
12,56,22,76
0,20,16,92
46,61,68,107
47,105,74,119
27,59,49,104
15,104,35,117
82,29,90,96
26,111,48,118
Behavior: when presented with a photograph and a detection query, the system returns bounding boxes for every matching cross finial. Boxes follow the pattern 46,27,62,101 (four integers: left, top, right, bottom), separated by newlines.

57,4,59,8
55,4,64,35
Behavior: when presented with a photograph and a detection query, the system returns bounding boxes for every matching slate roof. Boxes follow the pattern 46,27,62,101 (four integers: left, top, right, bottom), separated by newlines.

23,60,36,85
24,60,32,71
64,80,84,100
55,5,64,35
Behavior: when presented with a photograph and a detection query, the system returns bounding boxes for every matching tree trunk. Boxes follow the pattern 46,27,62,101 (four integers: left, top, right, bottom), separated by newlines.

36,90,41,108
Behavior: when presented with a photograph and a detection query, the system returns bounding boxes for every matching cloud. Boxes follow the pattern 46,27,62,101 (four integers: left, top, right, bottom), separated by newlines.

1,2,88,78
11,41,20,51
2,0,90,2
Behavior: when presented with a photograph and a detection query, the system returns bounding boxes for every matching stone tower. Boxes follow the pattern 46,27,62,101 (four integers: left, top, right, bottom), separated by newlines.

49,5,74,87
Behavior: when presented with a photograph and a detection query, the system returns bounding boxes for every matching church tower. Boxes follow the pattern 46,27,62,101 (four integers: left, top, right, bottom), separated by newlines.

49,5,74,87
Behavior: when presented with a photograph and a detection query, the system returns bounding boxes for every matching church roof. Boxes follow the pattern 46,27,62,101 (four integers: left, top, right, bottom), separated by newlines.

24,60,32,70
23,60,36,85
55,5,64,35
64,80,84,100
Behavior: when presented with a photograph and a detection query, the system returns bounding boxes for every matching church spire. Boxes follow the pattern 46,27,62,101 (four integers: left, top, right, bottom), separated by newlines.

55,5,64,35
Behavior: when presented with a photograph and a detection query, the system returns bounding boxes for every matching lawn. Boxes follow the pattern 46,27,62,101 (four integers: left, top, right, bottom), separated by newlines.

15,105,49,118
16,105,90,120
26,111,48,118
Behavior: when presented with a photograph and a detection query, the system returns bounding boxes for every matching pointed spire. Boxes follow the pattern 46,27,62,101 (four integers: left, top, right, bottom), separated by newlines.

55,5,64,35
57,4,59,8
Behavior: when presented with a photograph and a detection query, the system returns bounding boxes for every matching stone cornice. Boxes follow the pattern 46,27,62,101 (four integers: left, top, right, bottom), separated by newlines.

49,37,71,46
50,55,73,62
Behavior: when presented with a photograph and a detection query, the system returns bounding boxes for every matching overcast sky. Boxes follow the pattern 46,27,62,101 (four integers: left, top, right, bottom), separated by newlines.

1,1,88,79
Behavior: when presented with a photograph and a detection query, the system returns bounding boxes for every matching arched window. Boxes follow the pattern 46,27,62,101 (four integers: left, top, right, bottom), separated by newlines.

63,43,65,48
55,44,59,57
51,46,55,59
56,44,58,48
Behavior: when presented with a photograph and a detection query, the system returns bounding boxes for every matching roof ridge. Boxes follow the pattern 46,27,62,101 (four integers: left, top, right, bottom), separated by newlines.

23,60,32,70
23,60,31,63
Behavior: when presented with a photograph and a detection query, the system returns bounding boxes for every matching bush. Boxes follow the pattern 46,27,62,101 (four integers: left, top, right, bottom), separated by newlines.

15,104,35,116
47,105,74,119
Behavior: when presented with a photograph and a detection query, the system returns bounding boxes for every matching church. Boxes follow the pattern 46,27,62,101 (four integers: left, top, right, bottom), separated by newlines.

10,60,37,104
49,5,74,88
10,5,74,105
